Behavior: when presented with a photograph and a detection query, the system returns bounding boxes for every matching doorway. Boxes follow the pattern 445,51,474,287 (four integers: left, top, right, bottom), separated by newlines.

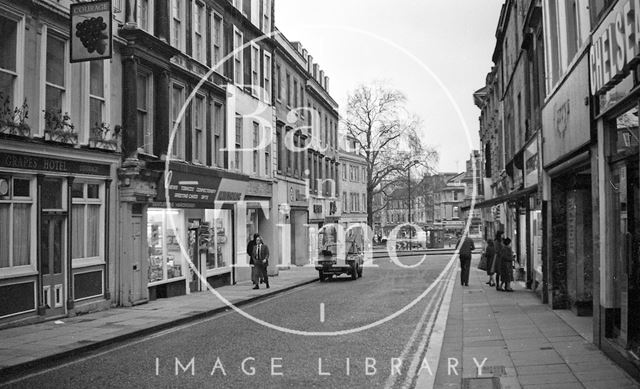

611,161,640,352
41,214,66,317
188,219,202,293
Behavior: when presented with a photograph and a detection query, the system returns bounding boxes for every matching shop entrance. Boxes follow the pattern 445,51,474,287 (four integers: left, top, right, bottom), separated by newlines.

611,161,640,351
188,220,202,293
41,214,66,317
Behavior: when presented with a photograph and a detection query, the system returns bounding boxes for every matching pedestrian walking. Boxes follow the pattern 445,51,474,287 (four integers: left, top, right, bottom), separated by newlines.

253,235,270,289
491,231,504,291
457,232,475,286
247,233,260,288
484,238,496,286
500,238,514,292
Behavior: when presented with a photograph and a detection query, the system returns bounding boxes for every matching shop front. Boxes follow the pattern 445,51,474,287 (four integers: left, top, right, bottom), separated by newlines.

148,162,248,298
540,48,593,313
273,181,308,268
589,2,640,377
243,179,277,279
0,146,117,324
594,83,640,374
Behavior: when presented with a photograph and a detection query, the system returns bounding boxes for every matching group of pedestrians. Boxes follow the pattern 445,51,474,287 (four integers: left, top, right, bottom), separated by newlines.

457,230,515,292
483,230,514,292
246,234,270,290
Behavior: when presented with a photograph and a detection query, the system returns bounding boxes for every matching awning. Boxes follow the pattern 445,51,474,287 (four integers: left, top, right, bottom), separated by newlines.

461,185,538,212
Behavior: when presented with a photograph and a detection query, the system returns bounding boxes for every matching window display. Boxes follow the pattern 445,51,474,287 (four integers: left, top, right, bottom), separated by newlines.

147,209,185,283
204,209,231,271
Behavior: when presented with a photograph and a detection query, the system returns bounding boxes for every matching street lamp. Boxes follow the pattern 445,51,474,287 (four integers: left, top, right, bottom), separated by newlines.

406,159,420,251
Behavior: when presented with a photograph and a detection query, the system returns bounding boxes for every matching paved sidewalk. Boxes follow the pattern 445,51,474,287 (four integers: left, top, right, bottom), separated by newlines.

434,256,639,389
0,266,318,380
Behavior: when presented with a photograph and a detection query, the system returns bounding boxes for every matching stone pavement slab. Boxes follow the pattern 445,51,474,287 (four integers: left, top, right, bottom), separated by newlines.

0,266,318,380
434,255,639,389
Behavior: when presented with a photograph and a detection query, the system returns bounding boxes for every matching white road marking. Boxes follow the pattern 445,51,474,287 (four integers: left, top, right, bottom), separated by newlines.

382,268,450,389
402,265,457,388
320,303,325,323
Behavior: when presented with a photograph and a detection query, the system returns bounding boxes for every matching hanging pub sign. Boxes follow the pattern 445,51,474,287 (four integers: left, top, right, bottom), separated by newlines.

70,0,113,63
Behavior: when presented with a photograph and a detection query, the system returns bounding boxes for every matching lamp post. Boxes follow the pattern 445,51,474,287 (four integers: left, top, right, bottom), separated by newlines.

406,159,420,251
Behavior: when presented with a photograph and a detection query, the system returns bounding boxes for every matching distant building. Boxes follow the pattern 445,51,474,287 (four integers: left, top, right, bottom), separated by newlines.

339,136,367,250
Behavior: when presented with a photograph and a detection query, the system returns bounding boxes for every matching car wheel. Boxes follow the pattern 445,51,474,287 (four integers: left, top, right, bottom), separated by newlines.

351,264,358,280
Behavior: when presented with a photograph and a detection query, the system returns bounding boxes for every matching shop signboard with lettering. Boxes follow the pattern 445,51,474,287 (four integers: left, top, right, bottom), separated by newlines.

541,55,591,167
156,171,221,207
246,180,272,198
216,178,247,203
0,151,111,176
590,0,640,96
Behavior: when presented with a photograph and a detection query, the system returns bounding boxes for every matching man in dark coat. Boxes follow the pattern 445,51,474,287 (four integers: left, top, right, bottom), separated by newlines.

253,235,270,289
247,233,260,287
457,232,475,286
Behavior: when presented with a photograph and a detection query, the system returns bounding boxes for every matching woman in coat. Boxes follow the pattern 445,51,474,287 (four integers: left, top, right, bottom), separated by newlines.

500,238,514,292
491,231,504,291
484,239,496,287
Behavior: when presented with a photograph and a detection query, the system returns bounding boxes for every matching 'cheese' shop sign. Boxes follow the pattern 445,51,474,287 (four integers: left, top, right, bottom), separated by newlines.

590,0,640,96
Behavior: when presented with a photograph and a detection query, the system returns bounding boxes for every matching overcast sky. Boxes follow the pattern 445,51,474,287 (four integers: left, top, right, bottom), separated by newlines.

275,0,504,173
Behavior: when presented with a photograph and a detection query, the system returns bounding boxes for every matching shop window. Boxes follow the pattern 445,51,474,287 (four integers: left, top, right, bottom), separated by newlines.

612,106,639,158
71,182,103,263
148,209,185,283
0,176,34,270
204,209,232,270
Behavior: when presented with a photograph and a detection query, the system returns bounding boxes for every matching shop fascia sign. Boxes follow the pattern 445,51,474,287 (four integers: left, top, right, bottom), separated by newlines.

157,171,220,206
590,0,640,96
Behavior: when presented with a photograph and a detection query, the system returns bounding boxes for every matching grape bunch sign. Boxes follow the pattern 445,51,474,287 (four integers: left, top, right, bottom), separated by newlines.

70,0,112,63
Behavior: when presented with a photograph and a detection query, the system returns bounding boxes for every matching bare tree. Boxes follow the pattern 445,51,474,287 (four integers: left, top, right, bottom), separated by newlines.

343,83,438,227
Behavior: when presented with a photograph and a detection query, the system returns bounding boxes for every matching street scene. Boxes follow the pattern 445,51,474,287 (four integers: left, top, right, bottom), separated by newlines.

2,0,640,388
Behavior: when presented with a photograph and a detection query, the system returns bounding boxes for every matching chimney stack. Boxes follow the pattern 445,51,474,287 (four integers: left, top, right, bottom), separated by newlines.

313,64,319,80
319,70,325,87
307,55,313,74
324,76,329,92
